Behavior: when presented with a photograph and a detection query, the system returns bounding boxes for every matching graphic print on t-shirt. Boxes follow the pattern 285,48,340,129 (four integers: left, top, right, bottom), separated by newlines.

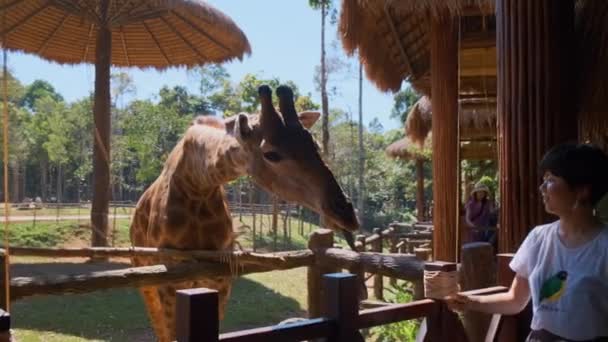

539,270,568,303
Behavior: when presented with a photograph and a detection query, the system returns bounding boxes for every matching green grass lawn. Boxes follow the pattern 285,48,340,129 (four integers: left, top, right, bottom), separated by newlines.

2,205,135,217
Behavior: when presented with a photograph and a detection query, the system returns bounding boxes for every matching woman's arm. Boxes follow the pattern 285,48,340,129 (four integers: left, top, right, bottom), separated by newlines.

446,275,531,315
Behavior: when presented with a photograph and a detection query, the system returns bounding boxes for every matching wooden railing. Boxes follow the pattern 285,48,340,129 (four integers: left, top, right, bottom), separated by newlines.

175,272,510,342
0,228,530,341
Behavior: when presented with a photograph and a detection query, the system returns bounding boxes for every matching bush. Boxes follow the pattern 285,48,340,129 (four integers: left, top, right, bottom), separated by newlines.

370,283,420,341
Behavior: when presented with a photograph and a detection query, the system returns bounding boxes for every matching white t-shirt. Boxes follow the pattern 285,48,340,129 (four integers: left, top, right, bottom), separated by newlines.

510,221,608,341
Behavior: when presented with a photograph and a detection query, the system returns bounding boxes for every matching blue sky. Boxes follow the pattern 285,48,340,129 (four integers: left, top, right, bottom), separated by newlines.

7,0,402,131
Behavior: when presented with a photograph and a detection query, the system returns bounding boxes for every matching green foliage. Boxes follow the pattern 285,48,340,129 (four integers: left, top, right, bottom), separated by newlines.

20,79,64,110
371,284,420,341
390,85,420,124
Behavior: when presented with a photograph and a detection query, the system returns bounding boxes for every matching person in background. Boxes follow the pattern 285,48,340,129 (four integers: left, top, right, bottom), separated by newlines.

465,182,497,244
447,143,608,341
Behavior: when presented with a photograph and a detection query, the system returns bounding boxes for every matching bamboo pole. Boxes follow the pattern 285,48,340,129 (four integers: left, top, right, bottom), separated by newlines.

430,10,459,262
496,0,577,252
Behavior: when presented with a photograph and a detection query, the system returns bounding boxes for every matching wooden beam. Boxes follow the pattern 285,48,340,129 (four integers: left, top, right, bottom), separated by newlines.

316,248,424,282
10,261,284,300
50,0,99,24
383,3,413,76
159,16,209,61
461,31,496,49
430,11,459,262
5,246,315,269
141,21,171,64
171,10,232,54
38,12,69,54
82,23,94,61
119,26,130,66
0,2,50,37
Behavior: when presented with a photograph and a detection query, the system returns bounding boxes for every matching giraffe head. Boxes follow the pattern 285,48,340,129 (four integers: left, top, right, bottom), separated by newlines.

229,85,359,232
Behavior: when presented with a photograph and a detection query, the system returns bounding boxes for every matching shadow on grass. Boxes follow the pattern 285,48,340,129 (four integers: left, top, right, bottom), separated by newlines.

10,262,305,341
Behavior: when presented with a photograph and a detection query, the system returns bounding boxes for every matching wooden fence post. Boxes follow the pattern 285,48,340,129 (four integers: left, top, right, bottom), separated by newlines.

307,229,337,318
176,288,219,342
420,261,468,342
0,310,9,342
460,242,495,342
0,252,6,312
372,228,383,300
322,273,364,342
389,232,398,287
354,234,368,301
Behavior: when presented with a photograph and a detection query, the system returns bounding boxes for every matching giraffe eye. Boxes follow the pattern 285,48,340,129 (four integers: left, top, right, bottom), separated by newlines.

263,151,283,163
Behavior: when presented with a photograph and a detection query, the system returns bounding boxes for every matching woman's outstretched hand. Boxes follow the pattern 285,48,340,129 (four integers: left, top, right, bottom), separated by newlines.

445,293,474,312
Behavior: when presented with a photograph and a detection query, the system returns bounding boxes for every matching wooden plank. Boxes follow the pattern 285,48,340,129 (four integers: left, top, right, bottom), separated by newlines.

10,262,276,300
220,318,333,342
317,248,423,282
460,242,495,342
322,273,364,341
4,246,314,269
176,288,218,342
358,299,436,329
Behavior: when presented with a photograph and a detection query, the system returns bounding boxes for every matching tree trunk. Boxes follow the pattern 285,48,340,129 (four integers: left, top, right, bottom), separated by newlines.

357,62,365,227
320,2,330,158
415,159,426,222
91,10,112,248
430,12,459,262
10,160,19,203
56,164,62,203
40,159,47,201
496,0,577,252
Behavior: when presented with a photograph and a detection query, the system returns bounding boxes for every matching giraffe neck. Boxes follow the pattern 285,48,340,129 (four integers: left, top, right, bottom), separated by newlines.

165,125,250,197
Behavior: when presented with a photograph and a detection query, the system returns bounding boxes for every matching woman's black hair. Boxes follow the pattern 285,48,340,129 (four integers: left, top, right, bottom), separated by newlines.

539,143,608,205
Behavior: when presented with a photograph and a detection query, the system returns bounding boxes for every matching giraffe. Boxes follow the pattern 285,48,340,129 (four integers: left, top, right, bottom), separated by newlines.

130,85,359,342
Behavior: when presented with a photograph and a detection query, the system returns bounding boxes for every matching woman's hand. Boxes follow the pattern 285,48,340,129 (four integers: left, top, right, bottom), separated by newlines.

445,293,475,312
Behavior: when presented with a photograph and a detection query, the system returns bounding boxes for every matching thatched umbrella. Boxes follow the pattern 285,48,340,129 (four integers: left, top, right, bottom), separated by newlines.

1,0,250,247
404,96,496,145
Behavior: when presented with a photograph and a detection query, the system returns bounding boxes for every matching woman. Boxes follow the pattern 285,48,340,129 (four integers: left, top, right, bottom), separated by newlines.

447,143,608,341
465,182,496,243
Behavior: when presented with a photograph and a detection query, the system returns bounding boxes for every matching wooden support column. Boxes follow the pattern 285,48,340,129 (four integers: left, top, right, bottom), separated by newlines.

430,11,459,262
307,229,337,318
460,242,495,342
496,0,577,252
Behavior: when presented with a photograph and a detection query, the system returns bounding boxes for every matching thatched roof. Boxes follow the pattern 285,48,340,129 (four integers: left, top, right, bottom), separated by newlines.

1,0,251,68
386,133,496,161
404,96,496,145
339,0,495,94
385,135,432,160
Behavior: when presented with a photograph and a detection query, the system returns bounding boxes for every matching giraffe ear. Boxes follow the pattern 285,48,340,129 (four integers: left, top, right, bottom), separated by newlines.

298,111,320,129
234,113,253,144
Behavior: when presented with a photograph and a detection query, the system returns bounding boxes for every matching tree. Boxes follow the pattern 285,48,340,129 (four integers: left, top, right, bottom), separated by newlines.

20,80,64,110
357,63,365,225
111,72,136,109
390,85,420,124
309,0,334,157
